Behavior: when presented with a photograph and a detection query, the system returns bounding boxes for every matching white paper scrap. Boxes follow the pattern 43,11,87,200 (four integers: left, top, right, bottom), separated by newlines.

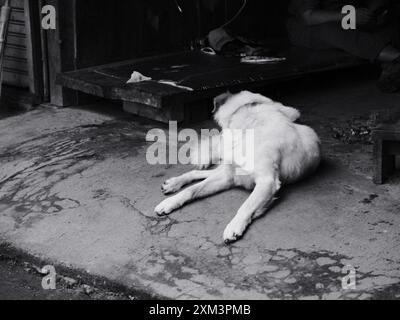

127,71,152,84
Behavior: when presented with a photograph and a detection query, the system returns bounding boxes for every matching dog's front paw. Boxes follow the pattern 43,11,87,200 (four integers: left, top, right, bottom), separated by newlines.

155,197,179,216
161,178,183,195
223,218,249,244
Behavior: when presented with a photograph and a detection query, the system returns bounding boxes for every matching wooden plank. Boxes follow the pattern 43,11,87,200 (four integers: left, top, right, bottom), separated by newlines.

3,70,29,87
58,48,363,110
0,0,11,97
4,44,26,59
9,8,24,22
8,21,25,34
123,98,211,124
372,119,400,140
123,102,184,123
0,0,36,91
4,32,26,47
24,0,43,99
373,139,398,184
372,117,400,184
3,56,27,70
0,0,24,9
57,68,185,108
46,0,77,106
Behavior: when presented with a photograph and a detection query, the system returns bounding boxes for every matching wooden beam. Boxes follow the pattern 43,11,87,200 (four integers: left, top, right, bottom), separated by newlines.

45,0,77,106
0,0,11,99
57,48,364,109
24,0,43,100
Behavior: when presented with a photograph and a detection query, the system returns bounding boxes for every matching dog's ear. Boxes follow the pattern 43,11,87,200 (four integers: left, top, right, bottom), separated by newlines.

279,104,301,122
212,91,233,113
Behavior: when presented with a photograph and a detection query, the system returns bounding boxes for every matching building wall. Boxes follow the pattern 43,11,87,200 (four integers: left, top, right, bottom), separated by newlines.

1,0,29,88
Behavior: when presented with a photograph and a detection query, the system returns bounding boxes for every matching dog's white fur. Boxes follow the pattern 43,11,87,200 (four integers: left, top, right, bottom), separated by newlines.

155,91,321,243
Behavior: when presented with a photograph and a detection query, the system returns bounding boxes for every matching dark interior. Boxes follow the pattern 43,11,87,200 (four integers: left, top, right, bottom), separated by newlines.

58,0,364,122
73,0,292,68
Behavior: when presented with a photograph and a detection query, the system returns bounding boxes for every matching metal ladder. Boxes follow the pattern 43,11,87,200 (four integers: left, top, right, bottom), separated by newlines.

0,0,11,99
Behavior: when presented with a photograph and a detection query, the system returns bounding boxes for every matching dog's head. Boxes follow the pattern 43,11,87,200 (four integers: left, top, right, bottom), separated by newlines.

213,91,269,127
212,91,300,128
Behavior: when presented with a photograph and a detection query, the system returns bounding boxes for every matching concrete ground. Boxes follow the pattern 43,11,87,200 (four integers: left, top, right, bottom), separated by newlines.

1,69,400,300
0,244,148,300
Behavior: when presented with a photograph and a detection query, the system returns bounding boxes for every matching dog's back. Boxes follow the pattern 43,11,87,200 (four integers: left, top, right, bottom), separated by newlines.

213,91,321,183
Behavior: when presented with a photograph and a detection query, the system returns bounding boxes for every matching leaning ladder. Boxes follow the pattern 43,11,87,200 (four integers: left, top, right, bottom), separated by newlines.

0,0,11,99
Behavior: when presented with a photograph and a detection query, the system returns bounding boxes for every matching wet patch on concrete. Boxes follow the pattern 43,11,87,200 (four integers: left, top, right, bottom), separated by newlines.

0,119,149,229
126,246,400,300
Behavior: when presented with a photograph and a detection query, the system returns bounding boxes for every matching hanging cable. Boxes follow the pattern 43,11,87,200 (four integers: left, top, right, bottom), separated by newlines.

174,0,183,13
220,0,247,29
174,0,247,27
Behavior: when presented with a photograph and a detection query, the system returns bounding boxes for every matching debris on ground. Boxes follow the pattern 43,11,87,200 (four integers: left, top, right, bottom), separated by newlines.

60,276,78,288
331,109,400,145
82,284,95,296
331,116,375,145
360,194,379,205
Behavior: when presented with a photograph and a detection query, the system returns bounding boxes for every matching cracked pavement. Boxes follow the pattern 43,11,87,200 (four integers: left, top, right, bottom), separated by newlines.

1,72,400,299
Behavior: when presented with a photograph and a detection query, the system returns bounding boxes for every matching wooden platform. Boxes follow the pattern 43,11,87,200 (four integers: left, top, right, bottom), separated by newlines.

57,47,363,123
373,119,400,184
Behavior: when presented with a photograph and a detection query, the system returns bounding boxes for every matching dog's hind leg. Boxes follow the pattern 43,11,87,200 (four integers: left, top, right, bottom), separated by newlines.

155,166,233,216
161,169,218,195
223,175,281,243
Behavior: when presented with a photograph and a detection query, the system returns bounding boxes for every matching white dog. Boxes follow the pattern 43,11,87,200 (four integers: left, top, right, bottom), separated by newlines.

155,91,321,243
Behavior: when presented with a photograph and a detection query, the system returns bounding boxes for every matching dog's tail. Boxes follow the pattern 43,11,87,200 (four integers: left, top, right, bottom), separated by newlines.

190,134,221,169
